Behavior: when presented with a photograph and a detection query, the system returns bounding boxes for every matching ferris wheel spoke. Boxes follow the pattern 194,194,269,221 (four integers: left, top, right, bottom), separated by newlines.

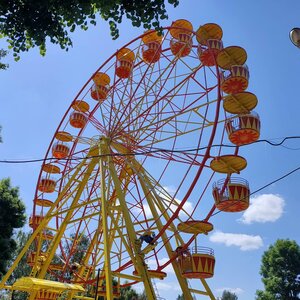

119,83,219,148
110,53,179,134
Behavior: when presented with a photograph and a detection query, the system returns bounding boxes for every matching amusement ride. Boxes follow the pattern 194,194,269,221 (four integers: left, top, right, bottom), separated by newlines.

0,19,261,300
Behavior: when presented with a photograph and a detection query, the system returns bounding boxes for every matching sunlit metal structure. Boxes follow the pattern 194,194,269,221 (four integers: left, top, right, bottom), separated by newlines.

0,20,260,300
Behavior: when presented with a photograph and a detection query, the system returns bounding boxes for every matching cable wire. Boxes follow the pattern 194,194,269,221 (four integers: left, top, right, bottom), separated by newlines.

210,165,300,217
1,135,300,164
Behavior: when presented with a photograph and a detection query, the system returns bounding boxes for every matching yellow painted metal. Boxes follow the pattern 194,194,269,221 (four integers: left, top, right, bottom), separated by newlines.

72,100,90,113
210,155,247,174
216,46,247,70
111,272,141,281
42,163,61,174
200,279,216,300
73,296,94,300
106,204,137,258
27,158,98,300
170,19,193,38
177,220,214,234
66,228,102,300
0,157,90,290
93,72,111,86
142,29,163,43
188,288,211,296
99,137,114,300
12,277,84,292
37,159,98,279
55,131,73,142
223,91,258,114
130,160,193,300
132,160,217,299
196,23,223,45
34,198,53,207
34,158,98,300
106,143,157,300
117,48,135,61
29,229,45,278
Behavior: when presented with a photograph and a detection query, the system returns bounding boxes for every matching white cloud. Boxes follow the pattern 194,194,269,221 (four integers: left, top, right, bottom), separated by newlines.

155,281,181,292
216,287,244,295
178,200,193,217
147,257,175,274
239,194,285,224
209,231,263,251
163,185,177,196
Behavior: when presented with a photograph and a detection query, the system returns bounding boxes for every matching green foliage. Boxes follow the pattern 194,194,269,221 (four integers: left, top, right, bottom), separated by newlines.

0,178,26,278
176,294,185,300
9,231,32,282
67,233,90,265
0,0,180,60
0,49,8,70
221,290,238,300
256,239,300,300
96,278,141,300
119,282,139,300
7,231,31,300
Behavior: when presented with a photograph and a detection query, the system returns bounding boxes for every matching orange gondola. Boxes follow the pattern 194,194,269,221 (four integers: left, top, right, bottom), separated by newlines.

91,72,110,101
177,246,215,279
212,177,250,212
52,143,70,159
225,112,260,145
29,215,44,228
170,19,193,57
221,65,249,94
38,178,56,193
69,111,88,128
197,23,223,66
142,30,163,64
115,48,135,78
198,39,224,66
36,290,60,300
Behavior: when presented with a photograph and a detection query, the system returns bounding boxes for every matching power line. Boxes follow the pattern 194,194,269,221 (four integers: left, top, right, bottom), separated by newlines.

0,135,300,164
210,165,300,217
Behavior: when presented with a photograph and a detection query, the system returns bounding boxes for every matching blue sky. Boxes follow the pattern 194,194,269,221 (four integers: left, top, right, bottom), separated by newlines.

1,1,300,299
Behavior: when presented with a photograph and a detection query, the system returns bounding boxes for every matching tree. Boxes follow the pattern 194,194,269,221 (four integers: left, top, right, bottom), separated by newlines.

176,294,184,300
0,49,8,70
221,290,238,300
119,282,139,300
0,178,26,279
256,239,300,300
6,231,31,300
0,0,179,60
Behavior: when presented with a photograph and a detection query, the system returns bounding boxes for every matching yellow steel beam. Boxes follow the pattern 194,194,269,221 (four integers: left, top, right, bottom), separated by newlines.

99,137,114,300
135,161,216,300
132,161,193,300
200,279,216,300
37,158,98,278
27,159,99,300
111,272,141,282
0,157,90,289
107,141,157,300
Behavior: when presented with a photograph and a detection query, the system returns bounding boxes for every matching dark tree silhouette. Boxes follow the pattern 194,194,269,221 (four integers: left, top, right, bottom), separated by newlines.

0,0,179,60
0,178,26,279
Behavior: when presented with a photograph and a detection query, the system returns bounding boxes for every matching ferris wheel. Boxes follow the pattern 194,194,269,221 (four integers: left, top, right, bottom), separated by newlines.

1,19,260,300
